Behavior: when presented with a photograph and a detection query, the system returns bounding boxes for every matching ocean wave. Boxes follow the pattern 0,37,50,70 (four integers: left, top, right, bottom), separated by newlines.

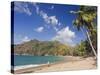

14,64,46,70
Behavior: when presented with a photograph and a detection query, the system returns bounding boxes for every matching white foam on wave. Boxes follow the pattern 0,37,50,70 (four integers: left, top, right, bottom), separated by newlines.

14,64,46,70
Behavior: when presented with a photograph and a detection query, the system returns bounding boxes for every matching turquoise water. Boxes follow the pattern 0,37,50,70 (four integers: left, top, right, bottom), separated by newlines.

14,55,64,66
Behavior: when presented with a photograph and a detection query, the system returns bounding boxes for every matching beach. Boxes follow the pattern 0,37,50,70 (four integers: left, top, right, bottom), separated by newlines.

13,56,97,74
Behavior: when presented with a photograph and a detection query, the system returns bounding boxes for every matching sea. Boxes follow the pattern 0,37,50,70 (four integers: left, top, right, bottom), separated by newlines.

13,55,64,67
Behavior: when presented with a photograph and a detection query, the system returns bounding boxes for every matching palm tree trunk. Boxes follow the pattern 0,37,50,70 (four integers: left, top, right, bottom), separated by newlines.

81,27,97,58
85,30,97,58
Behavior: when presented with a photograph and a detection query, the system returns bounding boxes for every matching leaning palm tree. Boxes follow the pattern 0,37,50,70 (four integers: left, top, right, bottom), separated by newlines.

70,6,97,58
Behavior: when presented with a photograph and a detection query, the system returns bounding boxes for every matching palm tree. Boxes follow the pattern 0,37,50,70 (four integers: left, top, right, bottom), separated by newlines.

70,6,97,58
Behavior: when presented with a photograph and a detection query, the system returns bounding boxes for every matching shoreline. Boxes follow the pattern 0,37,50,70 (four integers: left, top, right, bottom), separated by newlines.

13,56,82,70
13,56,97,74
14,64,46,70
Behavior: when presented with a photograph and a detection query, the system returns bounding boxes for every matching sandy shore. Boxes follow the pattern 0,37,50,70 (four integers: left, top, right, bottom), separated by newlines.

13,56,97,74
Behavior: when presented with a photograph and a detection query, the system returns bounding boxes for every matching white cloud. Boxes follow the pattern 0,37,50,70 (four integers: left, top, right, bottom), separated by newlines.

35,27,44,32
14,34,30,44
39,11,50,24
14,2,32,16
39,11,59,32
22,36,30,42
40,11,58,26
32,3,59,31
49,16,58,25
52,26,76,46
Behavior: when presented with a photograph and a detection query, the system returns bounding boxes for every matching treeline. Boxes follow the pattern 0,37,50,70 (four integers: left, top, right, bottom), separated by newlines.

73,40,95,56
71,6,97,57
14,40,73,56
13,39,95,57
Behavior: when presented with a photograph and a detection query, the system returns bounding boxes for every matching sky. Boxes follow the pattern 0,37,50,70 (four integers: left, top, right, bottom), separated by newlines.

12,1,87,46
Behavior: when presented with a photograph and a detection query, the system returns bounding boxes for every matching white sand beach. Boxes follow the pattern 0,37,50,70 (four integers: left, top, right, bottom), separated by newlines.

13,56,97,74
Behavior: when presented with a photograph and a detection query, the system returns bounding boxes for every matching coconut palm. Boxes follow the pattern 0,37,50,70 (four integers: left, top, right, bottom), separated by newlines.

70,6,97,58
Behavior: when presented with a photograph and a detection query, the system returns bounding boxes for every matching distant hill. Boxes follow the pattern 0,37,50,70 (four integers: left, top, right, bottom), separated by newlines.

13,39,72,56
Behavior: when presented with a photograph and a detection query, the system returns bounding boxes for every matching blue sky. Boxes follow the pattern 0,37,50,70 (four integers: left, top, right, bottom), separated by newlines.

13,2,86,46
